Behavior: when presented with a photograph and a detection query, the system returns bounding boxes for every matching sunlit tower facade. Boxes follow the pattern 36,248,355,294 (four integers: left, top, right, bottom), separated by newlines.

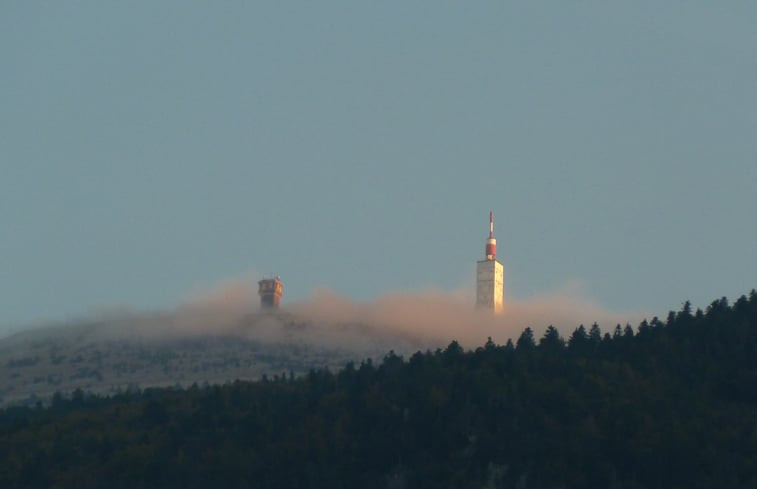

258,276,283,309
476,212,504,313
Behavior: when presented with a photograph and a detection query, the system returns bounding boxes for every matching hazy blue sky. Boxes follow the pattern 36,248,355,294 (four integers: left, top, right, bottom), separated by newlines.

2,2,756,331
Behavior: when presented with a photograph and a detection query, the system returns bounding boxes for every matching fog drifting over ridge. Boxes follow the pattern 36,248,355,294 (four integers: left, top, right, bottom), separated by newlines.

154,278,641,349
2,278,642,351
0,278,643,408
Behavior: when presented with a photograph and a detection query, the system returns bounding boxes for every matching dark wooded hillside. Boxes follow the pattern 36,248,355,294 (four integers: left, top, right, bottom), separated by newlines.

1,291,756,488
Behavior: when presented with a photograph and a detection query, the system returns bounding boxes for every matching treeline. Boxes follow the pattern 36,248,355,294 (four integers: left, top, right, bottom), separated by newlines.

1,292,756,488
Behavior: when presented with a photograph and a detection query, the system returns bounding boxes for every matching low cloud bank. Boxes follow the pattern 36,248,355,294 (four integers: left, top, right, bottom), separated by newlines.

284,284,639,349
147,278,640,350
5,278,641,353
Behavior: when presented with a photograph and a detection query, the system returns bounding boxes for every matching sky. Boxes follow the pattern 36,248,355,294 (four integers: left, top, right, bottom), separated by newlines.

2,2,756,334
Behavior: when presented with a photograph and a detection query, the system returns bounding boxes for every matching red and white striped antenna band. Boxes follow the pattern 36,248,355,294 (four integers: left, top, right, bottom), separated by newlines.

485,211,497,260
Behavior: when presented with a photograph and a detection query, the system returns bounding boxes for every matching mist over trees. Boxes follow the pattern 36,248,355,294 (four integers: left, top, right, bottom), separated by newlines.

1,291,756,488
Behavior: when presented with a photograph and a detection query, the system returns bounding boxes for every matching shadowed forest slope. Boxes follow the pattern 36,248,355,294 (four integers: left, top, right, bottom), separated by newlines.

1,291,756,488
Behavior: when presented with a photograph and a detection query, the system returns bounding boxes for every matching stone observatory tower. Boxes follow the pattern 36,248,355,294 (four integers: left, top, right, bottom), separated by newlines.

476,212,504,313
258,276,283,309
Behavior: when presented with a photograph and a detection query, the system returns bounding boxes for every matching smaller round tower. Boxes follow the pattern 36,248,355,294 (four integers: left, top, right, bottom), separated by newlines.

258,276,283,309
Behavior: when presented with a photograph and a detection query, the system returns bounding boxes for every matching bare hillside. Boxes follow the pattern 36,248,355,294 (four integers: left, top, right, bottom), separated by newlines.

0,312,423,406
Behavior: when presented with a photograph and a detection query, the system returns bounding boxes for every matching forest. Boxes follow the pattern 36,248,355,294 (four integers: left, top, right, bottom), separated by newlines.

1,291,756,488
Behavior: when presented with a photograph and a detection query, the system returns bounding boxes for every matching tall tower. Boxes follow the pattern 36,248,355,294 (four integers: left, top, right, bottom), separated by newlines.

258,276,283,309
476,212,504,313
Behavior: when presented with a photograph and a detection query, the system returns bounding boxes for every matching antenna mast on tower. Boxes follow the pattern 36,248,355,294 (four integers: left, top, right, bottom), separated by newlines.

477,211,504,313
485,211,497,261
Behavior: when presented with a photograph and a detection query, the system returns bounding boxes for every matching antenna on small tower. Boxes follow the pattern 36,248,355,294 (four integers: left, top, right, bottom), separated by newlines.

489,211,494,238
